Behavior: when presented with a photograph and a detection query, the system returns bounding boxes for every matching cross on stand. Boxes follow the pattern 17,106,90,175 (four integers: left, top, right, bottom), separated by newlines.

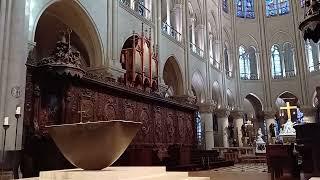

78,103,86,123
280,102,297,121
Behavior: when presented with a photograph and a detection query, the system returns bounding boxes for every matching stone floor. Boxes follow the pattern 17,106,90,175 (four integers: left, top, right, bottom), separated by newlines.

189,163,314,180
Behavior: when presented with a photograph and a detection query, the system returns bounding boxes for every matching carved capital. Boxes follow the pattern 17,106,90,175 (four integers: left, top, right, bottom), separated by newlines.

198,102,216,113
215,109,230,118
158,83,168,97
230,110,243,119
170,95,197,105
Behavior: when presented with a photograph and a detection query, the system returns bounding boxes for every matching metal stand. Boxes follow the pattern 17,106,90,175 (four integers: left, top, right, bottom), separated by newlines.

14,114,21,150
1,124,9,180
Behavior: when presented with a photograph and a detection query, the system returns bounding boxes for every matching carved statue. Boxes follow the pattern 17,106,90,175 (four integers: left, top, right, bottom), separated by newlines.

269,123,276,137
256,128,265,144
315,86,320,123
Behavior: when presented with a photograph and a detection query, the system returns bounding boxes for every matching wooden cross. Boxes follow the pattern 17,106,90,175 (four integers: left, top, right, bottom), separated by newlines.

78,104,86,123
280,102,297,121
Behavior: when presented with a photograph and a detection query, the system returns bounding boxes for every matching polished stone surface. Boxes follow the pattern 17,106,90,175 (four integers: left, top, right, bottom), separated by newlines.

47,120,142,170
19,167,209,180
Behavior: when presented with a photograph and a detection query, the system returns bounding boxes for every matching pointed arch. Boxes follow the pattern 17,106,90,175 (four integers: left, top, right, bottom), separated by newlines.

192,71,206,103
163,56,184,96
33,0,104,67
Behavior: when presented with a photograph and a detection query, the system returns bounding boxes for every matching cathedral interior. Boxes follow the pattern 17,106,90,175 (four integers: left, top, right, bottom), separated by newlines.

0,0,320,179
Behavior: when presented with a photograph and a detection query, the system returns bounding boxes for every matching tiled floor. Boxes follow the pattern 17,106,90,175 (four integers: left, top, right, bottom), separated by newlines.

189,163,313,180
212,163,268,173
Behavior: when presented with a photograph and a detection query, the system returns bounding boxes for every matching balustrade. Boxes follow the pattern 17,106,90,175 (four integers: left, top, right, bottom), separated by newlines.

161,22,182,42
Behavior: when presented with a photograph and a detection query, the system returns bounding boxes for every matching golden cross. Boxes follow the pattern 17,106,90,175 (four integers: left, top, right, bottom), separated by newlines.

78,103,86,123
280,102,297,121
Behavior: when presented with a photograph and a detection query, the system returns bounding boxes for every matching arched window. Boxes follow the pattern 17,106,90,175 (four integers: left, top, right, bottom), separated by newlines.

306,40,320,72
271,43,296,79
271,45,282,78
239,46,249,79
223,0,229,13
239,46,258,80
236,0,255,19
266,0,290,17
248,47,258,78
283,43,295,77
224,44,231,77
301,0,305,7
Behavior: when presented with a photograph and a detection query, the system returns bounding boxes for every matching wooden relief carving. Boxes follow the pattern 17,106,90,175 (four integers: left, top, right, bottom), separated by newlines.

124,100,135,122
166,111,175,144
178,112,186,143
154,106,163,144
80,99,94,122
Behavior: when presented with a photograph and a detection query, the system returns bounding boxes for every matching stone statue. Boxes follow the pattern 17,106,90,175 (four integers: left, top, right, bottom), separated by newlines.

256,128,265,144
269,123,276,137
315,86,320,123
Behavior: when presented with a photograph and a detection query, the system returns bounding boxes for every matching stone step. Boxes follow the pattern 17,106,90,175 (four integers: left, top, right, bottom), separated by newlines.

19,167,210,180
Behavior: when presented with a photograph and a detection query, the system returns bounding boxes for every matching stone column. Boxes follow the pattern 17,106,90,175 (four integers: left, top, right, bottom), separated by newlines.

109,0,126,79
199,102,216,150
301,106,316,123
174,4,182,39
231,110,244,147
217,109,229,147
196,24,205,57
189,17,196,51
0,0,13,126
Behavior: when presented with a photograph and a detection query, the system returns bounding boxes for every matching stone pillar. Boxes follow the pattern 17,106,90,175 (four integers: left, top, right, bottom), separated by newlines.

189,17,196,51
199,102,216,150
231,111,244,147
196,24,205,57
174,4,182,39
0,0,13,127
301,106,316,123
109,0,126,80
217,109,229,147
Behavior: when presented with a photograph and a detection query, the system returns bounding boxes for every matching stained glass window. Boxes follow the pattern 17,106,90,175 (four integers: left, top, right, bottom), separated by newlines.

300,0,305,8
266,0,289,17
239,46,258,80
271,45,282,78
236,0,255,19
306,40,320,72
223,0,229,13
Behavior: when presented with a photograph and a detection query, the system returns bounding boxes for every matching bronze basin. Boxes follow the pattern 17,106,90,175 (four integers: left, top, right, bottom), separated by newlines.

46,120,141,170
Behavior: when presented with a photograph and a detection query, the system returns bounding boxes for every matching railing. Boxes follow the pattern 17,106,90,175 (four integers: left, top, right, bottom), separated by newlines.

285,70,296,78
210,56,220,69
272,70,296,79
161,22,182,42
119,0,151,21
189,43,204,58
240,73,259,80
309,64,320,72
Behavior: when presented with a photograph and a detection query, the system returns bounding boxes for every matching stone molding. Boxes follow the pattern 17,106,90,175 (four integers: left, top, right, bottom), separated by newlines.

230,110,243,119
198,102,216,113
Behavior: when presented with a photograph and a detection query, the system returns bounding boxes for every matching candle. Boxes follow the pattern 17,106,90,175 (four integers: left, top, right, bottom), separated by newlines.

16,106,21,115
4,117,9,126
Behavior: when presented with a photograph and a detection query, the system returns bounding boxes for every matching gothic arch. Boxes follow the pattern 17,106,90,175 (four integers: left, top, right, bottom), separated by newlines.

269,31,294,48
244,93,263,115
32,0,104,67
163,56,184,96
226,89,235,109
275,91,300,108
192,71,206,103
212,81,222,108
